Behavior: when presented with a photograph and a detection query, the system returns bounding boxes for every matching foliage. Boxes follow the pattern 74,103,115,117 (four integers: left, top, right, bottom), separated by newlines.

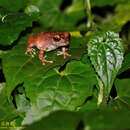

110,78,130,110
88,31,124,97
23,108,130,130
0,13,34,46
0,83,17,121
0,0,130,129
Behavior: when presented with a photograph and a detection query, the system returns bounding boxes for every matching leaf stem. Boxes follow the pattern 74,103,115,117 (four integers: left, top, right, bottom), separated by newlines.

84,0,93,28
97,76,107,105
97,76,103,105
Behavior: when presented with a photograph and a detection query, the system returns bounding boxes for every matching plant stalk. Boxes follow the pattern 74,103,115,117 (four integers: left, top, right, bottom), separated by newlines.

97,76,107,105
84,0,93,28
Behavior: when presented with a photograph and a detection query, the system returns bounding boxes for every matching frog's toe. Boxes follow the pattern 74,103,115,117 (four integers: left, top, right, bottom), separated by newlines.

57,51,63,56
41,59,53,65
42,62,46,66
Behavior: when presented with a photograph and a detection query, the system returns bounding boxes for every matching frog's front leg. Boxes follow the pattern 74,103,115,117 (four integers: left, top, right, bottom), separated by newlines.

39,48,53,64
57,47,71,59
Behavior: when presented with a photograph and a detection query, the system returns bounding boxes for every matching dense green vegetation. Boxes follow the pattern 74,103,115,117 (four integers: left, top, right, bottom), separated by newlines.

0,0,130,129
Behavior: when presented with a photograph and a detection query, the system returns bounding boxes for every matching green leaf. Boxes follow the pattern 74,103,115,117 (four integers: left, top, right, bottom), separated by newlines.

77,88,98,111
0,0,29,12
16,93,31,114
25,0,86,31
1,34,95,124
98,1,130,32
23,108,130,130
88,31,124,96
118,53,130,74
113,2,130,30
110,78,130,110
22,60,96,124
1,34,86,99
23,111,81,130
65,0,84,13
0,83,17,121
24,5,40,17
83,108,130,129
0,13,33,46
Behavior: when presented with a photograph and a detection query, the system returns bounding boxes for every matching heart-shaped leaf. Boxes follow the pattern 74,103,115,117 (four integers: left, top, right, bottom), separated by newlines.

88,31,124,97
21,60,96,124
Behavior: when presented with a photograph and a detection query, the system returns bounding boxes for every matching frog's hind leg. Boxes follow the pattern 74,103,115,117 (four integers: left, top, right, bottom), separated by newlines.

39,48,53,64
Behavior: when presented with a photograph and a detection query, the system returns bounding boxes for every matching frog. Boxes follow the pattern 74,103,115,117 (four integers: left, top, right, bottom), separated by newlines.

25,32,71,64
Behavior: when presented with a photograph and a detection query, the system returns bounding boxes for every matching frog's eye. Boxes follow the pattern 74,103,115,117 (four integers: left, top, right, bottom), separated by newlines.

53,37,61,42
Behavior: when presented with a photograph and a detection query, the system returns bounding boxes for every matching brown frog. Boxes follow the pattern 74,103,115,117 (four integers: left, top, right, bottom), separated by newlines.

25,32,71,64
